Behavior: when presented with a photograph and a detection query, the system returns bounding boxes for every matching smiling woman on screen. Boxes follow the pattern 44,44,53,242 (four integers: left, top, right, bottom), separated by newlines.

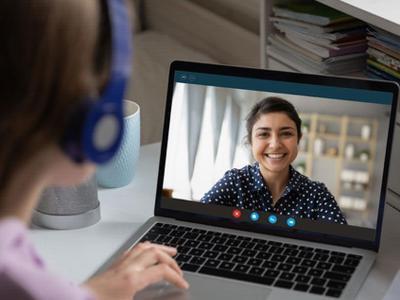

201,97,347,225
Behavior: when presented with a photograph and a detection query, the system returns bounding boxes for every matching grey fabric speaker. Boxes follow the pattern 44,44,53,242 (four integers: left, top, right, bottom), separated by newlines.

32,176,100,229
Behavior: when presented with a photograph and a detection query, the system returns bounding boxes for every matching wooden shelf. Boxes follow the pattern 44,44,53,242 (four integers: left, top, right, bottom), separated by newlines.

343,158,372,164
295,113,378,211
341,186,369,193
314,154,339,159
346,136,374,144
316,133,341,140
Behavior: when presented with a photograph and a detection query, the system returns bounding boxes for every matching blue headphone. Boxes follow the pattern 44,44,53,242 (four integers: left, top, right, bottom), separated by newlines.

60,0,132,164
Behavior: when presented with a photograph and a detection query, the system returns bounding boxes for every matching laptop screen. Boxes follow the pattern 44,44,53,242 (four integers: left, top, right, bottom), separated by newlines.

156,61,398,250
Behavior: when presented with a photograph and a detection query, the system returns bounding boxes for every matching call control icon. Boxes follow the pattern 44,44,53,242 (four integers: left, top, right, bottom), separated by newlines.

232,209,242,219
286,217,296,227
268,214,277,224
250,212,259,222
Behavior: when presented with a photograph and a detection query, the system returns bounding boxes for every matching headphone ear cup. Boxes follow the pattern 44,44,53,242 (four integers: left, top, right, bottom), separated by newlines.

60,99,124,164
82,99,124,164
90,109,122,151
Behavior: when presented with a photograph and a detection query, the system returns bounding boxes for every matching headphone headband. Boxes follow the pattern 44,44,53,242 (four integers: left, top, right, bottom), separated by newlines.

61,0,132,164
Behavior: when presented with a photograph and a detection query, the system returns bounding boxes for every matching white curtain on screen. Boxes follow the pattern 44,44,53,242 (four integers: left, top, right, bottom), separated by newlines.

164,85,253,201
213,94,241,181
163,83,191,199
191,87,227,200
187,85,207,181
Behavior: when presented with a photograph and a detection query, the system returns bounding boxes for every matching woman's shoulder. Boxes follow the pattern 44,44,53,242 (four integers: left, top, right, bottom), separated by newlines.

217,164,259,186
0,218,94,300
223,164,258,179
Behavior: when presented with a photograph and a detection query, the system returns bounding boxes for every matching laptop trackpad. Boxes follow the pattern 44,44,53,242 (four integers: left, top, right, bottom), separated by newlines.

135,272,272,300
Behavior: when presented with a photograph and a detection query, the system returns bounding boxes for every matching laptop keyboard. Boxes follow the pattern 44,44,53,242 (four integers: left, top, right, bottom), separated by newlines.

140,223,362,298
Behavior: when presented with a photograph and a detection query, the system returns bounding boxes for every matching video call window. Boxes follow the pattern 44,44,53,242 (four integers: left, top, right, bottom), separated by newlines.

162,83,390,230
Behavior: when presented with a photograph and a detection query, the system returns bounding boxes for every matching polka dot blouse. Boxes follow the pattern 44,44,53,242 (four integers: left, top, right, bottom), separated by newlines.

200,163,347,225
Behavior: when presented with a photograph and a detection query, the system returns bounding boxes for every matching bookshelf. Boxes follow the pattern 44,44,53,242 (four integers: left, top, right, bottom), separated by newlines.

260,0,400,71
293,113,378,221
260,0,400,214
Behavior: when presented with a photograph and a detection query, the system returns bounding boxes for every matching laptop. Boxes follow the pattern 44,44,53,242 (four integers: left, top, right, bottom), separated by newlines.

95,61,399,300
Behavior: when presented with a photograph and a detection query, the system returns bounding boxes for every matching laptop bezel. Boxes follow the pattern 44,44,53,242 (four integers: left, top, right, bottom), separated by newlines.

154,60,399,252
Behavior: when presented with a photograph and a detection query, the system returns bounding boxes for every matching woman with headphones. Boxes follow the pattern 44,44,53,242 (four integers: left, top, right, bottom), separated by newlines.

0,1,188,299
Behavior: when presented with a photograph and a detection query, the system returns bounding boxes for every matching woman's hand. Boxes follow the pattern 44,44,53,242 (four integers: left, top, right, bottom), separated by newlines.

83,242,189,300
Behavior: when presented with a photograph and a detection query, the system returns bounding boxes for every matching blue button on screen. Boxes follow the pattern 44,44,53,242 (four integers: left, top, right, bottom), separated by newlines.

268,214,277,224
286,217,296,227
250,212,259,222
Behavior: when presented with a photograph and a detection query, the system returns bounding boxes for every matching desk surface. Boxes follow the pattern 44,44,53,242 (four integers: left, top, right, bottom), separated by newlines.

31,143,400,300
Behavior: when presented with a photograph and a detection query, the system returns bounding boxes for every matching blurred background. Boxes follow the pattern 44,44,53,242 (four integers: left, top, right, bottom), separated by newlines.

163,83,391,228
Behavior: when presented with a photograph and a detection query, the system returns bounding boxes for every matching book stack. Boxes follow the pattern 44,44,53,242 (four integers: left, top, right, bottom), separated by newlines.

267,2,367,75
366,27,400,82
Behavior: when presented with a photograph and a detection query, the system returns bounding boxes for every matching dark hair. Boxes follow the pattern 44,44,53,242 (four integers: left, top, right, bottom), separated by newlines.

245,97,302,144
0,0,112,193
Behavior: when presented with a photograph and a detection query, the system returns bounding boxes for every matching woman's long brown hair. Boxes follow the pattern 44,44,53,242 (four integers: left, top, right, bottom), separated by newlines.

0,0,111,193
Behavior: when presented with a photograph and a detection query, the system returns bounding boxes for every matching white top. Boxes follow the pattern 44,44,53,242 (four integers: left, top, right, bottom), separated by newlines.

31,143,400,300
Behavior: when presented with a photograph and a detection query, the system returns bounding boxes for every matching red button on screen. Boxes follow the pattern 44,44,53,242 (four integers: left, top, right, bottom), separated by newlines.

232,209,242,218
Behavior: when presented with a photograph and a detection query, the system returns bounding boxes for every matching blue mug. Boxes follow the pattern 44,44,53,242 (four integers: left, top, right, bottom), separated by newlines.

96,100,140,188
